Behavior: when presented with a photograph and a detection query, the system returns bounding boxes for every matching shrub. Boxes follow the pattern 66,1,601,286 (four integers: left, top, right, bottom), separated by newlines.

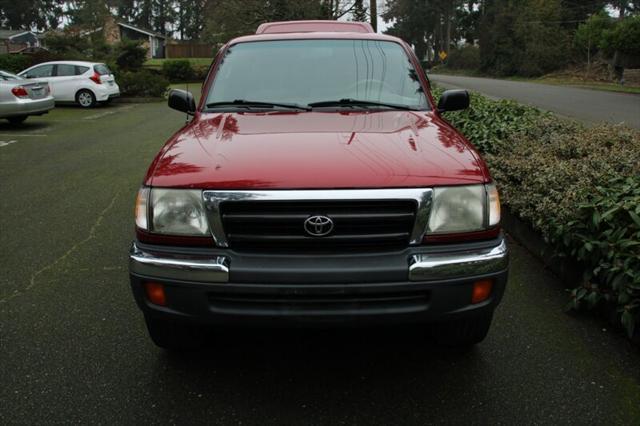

193,64,210,81
162,59,195,82
118,70,169,97
433,86,640,340
573,11,614,61
446,45,480,70
600,15,640,58
113,39,147,71
432,87,543,154
562,176,640,340
0,54,33,73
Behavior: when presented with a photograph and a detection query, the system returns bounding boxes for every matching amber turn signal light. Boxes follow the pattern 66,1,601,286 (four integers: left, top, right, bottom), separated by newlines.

471,279,493,304
144,282,167,306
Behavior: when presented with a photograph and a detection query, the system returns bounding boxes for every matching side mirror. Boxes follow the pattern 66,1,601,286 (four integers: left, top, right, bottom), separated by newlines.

437,89,470,112
168,89,196,115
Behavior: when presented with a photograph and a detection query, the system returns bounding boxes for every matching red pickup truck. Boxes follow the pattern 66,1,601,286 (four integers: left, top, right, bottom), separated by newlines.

129,21,508,350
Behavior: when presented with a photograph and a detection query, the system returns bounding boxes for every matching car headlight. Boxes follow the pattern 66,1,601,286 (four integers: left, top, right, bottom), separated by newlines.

135,187,210,236
427,183,500,234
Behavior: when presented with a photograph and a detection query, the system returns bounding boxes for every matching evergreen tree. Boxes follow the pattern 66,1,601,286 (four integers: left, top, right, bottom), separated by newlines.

351,0,368,22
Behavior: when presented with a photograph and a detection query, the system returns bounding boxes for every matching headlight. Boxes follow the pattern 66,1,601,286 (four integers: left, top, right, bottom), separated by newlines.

427,184,500,234
135,187,210,236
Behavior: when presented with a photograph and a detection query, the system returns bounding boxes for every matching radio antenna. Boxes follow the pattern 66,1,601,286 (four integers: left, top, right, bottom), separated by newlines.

185,81,189,124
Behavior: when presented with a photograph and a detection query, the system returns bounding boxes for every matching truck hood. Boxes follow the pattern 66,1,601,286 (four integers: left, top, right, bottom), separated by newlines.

147,110,489,189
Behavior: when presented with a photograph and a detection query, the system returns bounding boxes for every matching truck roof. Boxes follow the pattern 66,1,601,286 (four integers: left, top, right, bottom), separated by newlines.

256,20,374,34
229,31,403,47
225,20,404,46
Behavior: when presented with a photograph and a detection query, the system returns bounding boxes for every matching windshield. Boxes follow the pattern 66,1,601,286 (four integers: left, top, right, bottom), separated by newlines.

205,39,429,110
0,70,22,81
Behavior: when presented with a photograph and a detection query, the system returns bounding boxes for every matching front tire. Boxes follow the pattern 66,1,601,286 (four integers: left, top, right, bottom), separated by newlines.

7,115,27,125
144,316,206,351
76,89,97,108
431,311,494,348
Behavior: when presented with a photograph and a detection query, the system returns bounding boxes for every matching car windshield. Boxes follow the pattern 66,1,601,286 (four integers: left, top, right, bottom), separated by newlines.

0,70,22,81
205,39,429,111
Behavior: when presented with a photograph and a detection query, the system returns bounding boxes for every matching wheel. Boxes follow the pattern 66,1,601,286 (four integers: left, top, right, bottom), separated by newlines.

431,311,494,348
76,90,97,108
144,316,206,351
7,115,27,125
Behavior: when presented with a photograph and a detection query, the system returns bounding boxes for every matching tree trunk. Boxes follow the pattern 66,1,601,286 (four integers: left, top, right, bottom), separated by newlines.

445,6,452,54
370,0,377,32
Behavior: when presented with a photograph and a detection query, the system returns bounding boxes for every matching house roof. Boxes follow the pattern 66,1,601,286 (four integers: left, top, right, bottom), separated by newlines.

117,22,166,39
0,29,37,40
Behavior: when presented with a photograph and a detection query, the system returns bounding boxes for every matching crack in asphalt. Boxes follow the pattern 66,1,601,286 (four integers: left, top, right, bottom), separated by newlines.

0,191,121,304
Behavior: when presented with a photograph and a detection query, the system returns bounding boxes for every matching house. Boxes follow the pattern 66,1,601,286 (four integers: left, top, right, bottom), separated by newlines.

103,16,166,59
0,30,41,54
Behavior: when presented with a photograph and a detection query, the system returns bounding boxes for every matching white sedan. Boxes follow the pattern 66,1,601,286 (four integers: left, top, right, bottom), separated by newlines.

18,61,120,108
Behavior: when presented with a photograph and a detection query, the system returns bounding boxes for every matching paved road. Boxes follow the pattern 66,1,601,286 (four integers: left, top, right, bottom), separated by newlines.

1,103,639,424
429,74,640,128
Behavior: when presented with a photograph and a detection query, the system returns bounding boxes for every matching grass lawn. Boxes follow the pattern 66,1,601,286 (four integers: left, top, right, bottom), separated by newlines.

144,58,213,68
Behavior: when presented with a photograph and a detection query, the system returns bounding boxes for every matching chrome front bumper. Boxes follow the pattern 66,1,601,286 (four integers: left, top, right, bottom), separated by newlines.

408,239,508,281
130,244,229,282
129,238,508,284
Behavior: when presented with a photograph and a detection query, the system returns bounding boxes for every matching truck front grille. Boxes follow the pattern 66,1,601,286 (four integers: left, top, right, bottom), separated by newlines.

220,200,417,252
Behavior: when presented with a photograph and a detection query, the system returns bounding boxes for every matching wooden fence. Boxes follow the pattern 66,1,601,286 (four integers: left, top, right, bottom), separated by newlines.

166,42,215,58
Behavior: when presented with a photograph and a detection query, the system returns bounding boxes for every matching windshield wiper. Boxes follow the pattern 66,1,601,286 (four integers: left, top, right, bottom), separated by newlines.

308,98,419,111
206,99,311,111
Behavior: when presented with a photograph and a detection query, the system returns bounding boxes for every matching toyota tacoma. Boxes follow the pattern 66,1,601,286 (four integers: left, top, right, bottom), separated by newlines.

129,20,509,350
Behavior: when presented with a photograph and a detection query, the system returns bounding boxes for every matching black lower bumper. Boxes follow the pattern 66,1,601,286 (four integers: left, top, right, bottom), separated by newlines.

129,236,509,326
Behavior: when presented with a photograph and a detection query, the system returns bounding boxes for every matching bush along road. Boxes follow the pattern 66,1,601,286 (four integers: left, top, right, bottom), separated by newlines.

433,87,640,343
429,74,640,129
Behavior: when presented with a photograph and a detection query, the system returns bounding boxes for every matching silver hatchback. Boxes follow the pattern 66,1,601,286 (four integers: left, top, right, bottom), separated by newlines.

0,70,55,124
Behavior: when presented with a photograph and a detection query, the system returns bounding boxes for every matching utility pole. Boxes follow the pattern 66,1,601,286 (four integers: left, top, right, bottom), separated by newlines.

370,0,377,32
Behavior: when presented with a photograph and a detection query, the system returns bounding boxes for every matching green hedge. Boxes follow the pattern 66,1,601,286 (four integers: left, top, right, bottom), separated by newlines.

162,59,194,82
0,54,33,73
433,87,640,341
118,70,169,97
159,59,209,83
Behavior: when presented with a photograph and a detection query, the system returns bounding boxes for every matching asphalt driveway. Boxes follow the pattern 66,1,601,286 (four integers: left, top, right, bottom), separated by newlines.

429,74,640,128
1,102,639,424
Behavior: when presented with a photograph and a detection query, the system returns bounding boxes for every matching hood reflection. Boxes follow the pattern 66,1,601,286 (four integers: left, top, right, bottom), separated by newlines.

149,110,486,189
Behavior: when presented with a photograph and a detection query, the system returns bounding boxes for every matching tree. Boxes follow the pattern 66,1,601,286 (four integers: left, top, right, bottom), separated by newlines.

176,0,207,39
65,0,112,27
202,0,329,43
600,14,640,81
573,11,614,70
351,0,368,22
0,0,64,30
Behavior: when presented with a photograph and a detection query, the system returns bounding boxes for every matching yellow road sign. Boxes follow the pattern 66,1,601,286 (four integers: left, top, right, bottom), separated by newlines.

439,50,448,61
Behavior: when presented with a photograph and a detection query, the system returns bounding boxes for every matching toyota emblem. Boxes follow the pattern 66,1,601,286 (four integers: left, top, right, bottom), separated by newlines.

304,215,334,237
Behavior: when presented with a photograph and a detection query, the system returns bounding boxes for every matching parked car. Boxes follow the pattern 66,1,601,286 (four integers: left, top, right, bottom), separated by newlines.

0,70,23,81
129,21,509,351
18,61,120,108
0,69,54,124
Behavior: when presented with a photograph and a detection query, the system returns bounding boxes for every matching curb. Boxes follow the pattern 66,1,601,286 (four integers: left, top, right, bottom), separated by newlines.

501,208,583,287
502,209,640,346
